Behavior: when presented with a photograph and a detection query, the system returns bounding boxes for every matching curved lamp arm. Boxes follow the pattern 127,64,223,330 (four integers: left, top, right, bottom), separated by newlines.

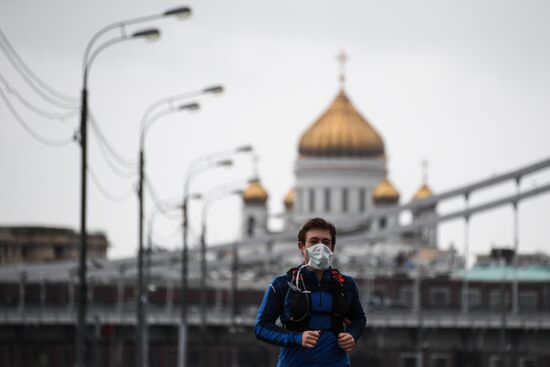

184,145,253,180
141,85,224,125
82,6,191,84
182,145,253,203
139,102,199,150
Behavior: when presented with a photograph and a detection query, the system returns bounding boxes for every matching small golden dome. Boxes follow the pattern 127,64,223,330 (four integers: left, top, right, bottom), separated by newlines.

412,184,433,201
298,89,385,158
283,188,295,210
242,179,268,205
373,178,400,204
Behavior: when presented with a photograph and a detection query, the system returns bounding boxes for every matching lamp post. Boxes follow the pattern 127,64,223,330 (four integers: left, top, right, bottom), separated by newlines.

179,160,230,367
138,101,199,367
80,29,161,365
198,187,244,367
77,10,192,367
179,145,252,367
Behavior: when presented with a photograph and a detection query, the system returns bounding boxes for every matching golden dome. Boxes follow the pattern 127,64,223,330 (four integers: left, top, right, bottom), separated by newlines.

412,184,433,201
373,178,400,204
242,179,268,205
283,188,295,210
298,89,385,158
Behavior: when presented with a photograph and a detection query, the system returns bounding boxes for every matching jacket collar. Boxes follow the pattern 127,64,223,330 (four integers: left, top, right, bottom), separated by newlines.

299,263,333,281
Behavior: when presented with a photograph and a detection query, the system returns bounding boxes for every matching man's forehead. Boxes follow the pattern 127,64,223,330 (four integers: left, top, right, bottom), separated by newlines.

305,229,332,241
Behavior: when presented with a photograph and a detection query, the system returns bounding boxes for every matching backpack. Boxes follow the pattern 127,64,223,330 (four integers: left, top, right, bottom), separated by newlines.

284,266,349,334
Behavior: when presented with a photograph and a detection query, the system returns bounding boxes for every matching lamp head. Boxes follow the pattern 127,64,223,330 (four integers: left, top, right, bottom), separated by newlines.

217,159,233,167
132,28,161,41
236,145,253,153
178,102,200,112
163,6,192,19
189,193,203,200
203,85,224,95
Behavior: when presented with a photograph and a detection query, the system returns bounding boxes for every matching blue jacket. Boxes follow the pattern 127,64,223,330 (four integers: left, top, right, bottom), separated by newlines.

255,266,366,367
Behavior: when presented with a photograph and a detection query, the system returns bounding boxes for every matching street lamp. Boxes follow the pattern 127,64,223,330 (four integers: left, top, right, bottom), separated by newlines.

198,186,244,367
179,158,232,367
142,192,202,367
137,101,199,367
178,145,252,367
77,8,193,367
137,85,223,367
140,85,224,126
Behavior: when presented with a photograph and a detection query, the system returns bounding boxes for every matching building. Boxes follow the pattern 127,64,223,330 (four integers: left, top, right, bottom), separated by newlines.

0,226,108,264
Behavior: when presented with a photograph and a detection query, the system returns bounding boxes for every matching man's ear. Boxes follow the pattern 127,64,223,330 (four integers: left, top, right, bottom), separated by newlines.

298,241,305,253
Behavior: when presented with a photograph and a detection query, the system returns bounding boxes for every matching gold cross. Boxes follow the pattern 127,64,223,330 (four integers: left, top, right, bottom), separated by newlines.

337,50,348,87
421,160,430,184
253,153,259,180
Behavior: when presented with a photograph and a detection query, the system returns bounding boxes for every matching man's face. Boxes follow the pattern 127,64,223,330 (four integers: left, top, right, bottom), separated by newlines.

298,228,334,262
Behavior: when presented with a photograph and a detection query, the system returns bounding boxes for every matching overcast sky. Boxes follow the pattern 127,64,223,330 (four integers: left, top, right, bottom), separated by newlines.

1,0,549,261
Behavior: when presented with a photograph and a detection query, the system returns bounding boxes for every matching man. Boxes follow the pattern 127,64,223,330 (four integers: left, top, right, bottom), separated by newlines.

255,217,366,366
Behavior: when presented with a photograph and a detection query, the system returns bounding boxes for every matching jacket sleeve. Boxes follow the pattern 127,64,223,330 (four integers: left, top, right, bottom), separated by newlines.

344,278,367,342
255,278,303,346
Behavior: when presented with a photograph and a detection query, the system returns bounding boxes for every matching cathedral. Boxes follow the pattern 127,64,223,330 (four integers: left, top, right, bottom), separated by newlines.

238,58,449,270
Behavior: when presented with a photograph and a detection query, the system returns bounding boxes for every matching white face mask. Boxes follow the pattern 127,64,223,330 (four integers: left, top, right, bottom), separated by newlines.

306,243,333,271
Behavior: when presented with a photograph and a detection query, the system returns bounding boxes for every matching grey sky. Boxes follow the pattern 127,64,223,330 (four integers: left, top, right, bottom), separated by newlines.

1,0,549,260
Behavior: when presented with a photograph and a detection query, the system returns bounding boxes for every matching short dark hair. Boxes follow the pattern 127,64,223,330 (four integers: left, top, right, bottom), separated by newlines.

298,217,336,246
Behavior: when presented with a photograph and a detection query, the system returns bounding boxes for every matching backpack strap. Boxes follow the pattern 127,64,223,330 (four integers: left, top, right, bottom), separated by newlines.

284,266,311,332
329,268,348,334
